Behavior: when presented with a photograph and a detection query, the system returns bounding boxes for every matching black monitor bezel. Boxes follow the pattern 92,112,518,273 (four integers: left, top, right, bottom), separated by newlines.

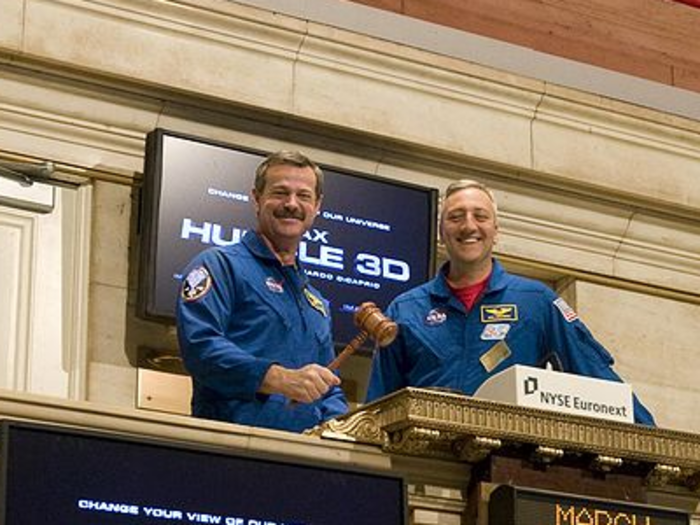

137,128,439,336
0,419,408,525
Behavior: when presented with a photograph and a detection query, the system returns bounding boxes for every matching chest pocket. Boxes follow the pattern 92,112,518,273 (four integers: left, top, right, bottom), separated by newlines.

491,317,542,368
402,310,466,364
240,273,297,329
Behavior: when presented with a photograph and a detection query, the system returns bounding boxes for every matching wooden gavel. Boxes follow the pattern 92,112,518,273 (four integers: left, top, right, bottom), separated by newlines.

327,302,398,371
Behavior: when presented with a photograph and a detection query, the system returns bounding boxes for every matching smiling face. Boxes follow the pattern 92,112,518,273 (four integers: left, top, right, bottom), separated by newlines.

253,163,321,260
440,186,498,283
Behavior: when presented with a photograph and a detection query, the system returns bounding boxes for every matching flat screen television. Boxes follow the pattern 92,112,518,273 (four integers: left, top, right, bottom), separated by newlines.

138,129,438,347
0,421,406,525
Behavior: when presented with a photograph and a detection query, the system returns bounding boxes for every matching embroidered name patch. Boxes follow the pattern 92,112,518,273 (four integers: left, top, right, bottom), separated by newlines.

554,297,579,323
480,304,518,323
479,340,512,373
181,266,212,302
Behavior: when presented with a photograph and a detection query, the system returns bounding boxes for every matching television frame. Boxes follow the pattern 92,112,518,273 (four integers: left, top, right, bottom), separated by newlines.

137,128,438,348
0,420,407,525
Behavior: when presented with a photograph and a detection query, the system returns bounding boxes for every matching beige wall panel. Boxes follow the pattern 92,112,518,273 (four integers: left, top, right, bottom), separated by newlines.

0,0,22,50
532,94,700,213
615,213,700,291
0,68,157,175
22,0,303,115
0,210,32,390
87,361,137,407
294,31,539,169
0,67,159,136
0,187,88,399
154,105,389,180
573,281,700,433
25,191,66,396
640,383,700,438
494,185,700,292
90,181,132,289
496,217,618,277
370,155,458,192
494,187,634,275
0,108,144,179
88,282,130,368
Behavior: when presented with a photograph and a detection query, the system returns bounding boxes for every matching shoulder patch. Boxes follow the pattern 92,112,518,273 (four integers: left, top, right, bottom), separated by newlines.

554,297,578,323
181,266,212,302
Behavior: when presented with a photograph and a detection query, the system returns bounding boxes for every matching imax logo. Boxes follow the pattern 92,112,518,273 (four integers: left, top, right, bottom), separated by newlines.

524,377,539,395
302,229,330,244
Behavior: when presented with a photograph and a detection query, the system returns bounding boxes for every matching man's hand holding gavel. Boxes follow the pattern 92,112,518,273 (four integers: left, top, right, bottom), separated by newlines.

259,302,397,404
259,363,341,403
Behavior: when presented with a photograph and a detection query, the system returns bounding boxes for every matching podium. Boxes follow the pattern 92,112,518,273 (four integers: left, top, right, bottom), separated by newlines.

2,385,699,525
315,385,700,524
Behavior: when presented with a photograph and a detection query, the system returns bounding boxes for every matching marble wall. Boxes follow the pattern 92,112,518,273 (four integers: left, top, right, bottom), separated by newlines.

0,0,698,437
574,281,700,433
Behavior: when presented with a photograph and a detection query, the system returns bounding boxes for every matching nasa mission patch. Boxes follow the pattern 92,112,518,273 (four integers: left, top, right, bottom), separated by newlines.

181,266,212,302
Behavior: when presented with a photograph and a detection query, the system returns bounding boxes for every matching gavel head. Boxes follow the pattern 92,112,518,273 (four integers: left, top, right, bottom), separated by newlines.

353,302,398,347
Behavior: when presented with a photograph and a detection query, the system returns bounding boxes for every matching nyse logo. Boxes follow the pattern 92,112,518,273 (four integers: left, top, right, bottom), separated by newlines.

524,377,538,395
524,376,572,408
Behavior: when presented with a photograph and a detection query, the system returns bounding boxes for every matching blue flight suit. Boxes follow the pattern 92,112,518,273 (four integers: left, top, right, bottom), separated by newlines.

176,231,347,433
366,260,655,425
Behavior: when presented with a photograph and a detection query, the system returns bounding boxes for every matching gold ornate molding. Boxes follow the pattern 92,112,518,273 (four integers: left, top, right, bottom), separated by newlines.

318,387,700,490
454,436,502,463
309,407,385,444
532,445,565,465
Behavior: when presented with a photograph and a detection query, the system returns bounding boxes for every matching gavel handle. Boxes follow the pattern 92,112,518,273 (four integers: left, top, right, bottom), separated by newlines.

327,331,369,371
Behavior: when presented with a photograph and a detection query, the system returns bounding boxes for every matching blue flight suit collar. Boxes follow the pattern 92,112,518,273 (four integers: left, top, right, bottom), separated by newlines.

241,230,310,284
427,259,510,311
241,229,282,262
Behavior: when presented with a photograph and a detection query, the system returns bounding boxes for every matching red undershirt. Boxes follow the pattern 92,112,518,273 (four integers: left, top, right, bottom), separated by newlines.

448,273,491,311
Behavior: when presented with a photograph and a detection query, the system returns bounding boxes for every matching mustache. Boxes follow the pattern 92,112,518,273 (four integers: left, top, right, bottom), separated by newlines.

274,209,305,220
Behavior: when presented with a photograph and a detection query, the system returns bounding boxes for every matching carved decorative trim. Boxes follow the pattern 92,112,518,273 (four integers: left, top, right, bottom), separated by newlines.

1,0,699,302
318,388,700,489
386,426,443,456
0,211,35,390
532,446,565,465
646,464,684,488
454,436,502,463
590,455,623,473
3,0,700,211
65,185,92,401
307,407,385,445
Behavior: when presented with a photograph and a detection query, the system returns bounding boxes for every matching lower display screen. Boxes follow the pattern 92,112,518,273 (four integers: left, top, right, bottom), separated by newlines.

0,421,405,525
489,485,688,525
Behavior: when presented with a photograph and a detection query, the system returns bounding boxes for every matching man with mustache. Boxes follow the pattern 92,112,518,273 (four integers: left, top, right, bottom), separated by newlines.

176,151,347,432
366,179,655,425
